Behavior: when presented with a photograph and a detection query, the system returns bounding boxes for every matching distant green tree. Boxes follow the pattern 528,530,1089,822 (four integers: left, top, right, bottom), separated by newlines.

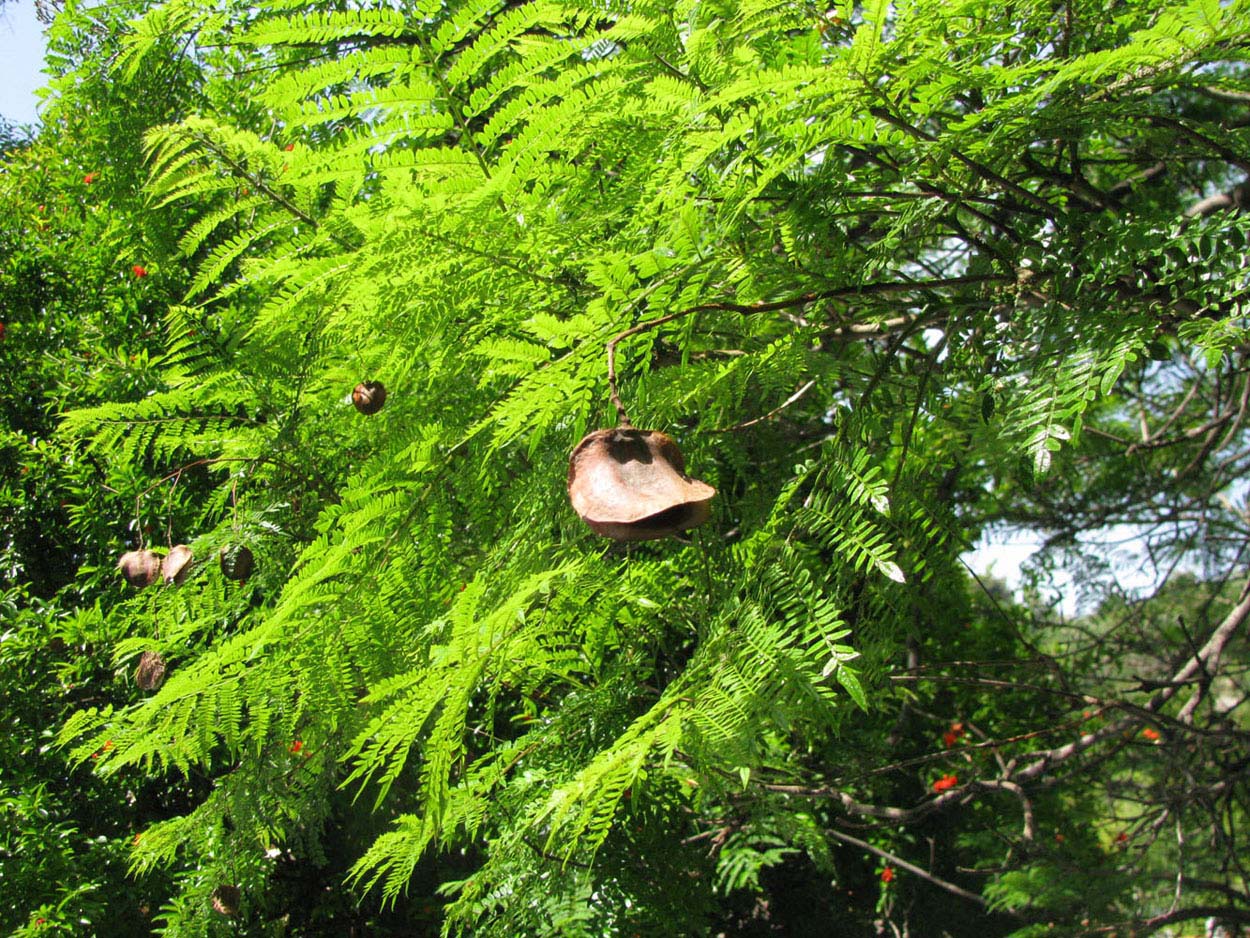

0,1,208,933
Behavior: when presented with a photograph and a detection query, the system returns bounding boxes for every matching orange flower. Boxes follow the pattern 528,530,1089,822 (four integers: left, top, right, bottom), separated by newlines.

284,143,295,151
83,171,98,184
289,740,303,754
880,866,895,883
1141,727,1160,741
932,773,958,793
132,265,148,278
103,740,114,751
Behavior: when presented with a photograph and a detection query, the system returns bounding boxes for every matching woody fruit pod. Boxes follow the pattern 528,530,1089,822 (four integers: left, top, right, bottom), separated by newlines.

135,651,166,691
568,427,715,540
211,884,241,918
162,544,193,586
352,381,386,415
117,550,162,588
219,545,254,583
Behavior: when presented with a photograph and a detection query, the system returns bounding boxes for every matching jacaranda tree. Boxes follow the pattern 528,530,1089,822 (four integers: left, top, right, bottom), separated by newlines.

5,0,1250,933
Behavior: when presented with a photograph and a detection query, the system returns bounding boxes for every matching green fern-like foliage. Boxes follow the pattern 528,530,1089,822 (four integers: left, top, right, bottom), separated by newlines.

53,0,1250,930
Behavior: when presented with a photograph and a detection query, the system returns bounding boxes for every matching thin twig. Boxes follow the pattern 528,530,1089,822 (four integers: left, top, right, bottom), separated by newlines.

604,274,1007,425
711,380,816,433
824,827,1001,911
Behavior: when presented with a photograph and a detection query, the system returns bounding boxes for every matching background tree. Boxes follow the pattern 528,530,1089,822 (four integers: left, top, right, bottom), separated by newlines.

2,0,1249,934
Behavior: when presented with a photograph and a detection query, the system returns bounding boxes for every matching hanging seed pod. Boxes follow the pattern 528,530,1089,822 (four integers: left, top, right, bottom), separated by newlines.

118,550,162,588
352,381,386,415
219,545,254,583
162,545,193,586
210,884,241,918
135,651,166,691
567,427,716,541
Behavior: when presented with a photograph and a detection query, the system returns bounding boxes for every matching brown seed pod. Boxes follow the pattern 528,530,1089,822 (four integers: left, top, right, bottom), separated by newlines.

135,651,166,691
210,884,241,918
567,427,716,541
219,545,254,583
162,544,194,586
352,381,386,415
118,550,162,588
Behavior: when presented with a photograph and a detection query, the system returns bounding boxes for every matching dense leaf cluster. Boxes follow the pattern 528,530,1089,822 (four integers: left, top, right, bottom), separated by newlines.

3,0,1250,934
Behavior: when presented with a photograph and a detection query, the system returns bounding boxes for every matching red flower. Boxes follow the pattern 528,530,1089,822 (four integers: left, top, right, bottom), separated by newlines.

284,143,295,151
942,730,959,747
0,322,5,340
103,739,114,751
880,866,895,883
1141,727,1160,741
289,740,303,754
132,265,148,278
35,918,46,926
932,773,958,793
83,171,98,184
1115,831,1129,845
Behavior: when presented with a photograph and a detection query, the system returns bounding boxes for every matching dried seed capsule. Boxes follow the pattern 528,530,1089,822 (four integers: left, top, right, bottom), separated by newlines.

135,651,166,691
567,427,715,541
219,545,254,583
163,544,193,586
118,550,162,588
352,381,386,415
211,884,241,918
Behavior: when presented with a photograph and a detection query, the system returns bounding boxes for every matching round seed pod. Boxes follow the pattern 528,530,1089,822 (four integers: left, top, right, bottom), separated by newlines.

162,544,193,586
211,884,241,918
352,381,386,415
135,651,166,691
219,545,254,583
567,427,716,541
118,550,162,588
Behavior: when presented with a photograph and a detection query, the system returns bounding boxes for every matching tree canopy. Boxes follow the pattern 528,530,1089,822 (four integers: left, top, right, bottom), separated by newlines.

3,0,1250,934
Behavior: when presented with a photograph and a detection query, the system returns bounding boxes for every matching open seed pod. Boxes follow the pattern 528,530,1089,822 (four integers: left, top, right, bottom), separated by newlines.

568,427,716,541
162,544,194,586
219,545,254,583
210,884,241,918
135,651,166,691
118,550,162,588
352,381,386,415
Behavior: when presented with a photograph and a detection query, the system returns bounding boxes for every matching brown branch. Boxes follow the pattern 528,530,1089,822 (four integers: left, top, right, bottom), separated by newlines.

604,274,1008,425
1012,576,1250,784
1108,161,1168,200
710,380,817,433
824,827,1007,912
1150,116,1250,174
1184,178,1250,218
193,135,356,253
1083,907,1250,935
869,107,1058,218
